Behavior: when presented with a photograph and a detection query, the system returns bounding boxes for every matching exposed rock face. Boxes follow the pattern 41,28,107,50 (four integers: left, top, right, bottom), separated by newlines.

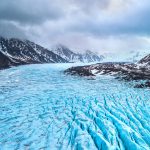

0,51,17,69
0,37,68,69
138,54,150,66
65,54,150,88
52,45,104,63
66,65,95,76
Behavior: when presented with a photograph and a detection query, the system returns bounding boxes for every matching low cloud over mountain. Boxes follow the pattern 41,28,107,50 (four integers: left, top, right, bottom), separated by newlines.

0,0,150,53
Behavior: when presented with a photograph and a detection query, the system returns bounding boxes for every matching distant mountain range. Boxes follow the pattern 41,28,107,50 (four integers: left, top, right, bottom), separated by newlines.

51,44,104,63
0,36,149,70
52,46,149,64
0,37,105,69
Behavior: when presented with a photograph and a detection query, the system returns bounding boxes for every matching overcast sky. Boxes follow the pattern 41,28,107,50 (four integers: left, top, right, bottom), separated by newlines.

0,0,150,54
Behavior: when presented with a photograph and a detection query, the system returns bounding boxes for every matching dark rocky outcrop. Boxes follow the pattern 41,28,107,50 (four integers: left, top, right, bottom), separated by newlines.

138,54,150,66
65,55,150,88
65,66,95,76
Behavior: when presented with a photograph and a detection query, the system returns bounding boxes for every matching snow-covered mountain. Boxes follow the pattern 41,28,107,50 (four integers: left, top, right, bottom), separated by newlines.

126,51,149,62
138,54,150,66
82,50,104,63
52,45,104,63
0,37,68,69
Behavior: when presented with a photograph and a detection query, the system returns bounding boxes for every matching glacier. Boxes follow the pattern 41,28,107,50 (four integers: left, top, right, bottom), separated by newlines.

0,64,149,150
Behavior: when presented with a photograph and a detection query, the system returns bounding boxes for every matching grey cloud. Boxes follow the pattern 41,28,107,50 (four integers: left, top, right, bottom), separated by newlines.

0,21,27,38
0,0,65,25
0,0,150,53
70,0,110,14
68,0,150,37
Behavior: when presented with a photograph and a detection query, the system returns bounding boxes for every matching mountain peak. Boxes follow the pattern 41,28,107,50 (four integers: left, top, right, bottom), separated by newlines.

85,50,96,54
138,54,150,66
52,45,104,63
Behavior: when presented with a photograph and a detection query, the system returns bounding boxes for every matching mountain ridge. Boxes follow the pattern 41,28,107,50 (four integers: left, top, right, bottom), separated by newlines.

52,44,104,63
0,37,68,69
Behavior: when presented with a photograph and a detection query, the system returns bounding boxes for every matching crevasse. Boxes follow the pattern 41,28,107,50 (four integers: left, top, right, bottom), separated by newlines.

0,64,149,150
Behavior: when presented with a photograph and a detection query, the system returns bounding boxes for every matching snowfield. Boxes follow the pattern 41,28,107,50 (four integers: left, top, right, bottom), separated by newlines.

0,64,149,150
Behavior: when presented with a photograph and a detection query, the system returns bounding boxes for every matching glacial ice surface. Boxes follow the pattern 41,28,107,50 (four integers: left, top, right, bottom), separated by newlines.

0,64,149,150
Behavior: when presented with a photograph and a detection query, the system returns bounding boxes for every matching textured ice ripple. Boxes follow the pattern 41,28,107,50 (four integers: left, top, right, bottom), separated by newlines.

0,64,150,150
